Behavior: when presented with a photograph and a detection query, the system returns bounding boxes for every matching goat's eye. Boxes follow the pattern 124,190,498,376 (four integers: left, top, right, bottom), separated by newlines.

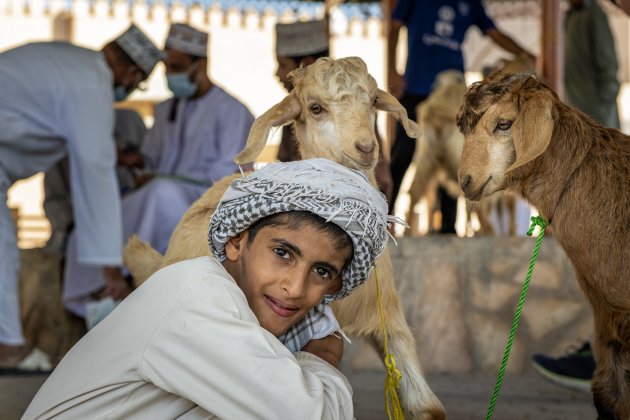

310,103,323,115
496,119,513,131
372,97,378,106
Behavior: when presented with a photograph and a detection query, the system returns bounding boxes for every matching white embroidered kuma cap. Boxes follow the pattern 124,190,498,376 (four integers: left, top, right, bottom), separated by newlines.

275,20,329,58
165,23,209,58
114,24,162,75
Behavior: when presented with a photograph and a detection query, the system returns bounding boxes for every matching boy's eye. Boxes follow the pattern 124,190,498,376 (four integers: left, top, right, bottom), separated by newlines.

314,266,332,279
273,247,290,259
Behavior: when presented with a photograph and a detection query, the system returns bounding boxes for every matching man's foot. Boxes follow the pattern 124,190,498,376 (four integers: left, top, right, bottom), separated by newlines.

0,344,29,368
0,345,53,375
530,341,595,393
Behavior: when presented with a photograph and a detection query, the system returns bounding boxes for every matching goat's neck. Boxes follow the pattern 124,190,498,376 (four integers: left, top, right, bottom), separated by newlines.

518,105,595,224
517,107,630,300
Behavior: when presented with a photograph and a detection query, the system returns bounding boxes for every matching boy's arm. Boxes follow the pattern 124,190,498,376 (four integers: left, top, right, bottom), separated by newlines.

139,281,354,420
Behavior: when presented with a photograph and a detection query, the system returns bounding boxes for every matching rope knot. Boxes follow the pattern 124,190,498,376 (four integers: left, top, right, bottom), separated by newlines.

384,354,402,384
526,215,548,237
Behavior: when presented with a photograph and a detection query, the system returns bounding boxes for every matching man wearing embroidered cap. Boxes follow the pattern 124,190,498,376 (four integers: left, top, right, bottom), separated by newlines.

24,158,396,419
0,24,160,372
127,22,254,252
61,23,254,320
274,20,330,163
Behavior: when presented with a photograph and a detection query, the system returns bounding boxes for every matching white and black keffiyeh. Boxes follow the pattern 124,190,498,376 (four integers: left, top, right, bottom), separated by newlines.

209,158,400,352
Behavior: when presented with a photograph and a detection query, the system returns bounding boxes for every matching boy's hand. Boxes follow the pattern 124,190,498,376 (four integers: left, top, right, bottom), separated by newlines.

302,334,344,369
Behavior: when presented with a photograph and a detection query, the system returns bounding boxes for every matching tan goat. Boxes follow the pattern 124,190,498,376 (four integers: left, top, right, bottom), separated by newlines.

125,57,445,419
457,72,630,419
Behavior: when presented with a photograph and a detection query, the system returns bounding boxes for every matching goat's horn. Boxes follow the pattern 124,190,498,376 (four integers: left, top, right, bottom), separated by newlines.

235,93,302,165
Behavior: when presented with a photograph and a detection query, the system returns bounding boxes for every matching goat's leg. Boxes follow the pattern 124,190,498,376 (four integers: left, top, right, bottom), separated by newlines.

504,195,517,236
475,200,495,236
332,249,445,419
406,157,437,237
591,313,630,420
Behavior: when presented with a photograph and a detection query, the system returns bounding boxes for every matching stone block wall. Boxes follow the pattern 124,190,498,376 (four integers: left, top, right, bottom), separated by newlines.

343,236,593,375
19,236,593,374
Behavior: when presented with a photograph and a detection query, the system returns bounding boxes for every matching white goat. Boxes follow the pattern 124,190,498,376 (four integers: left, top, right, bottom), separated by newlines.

125,57,445,419
404,70,499,236
457,72,630,419
405,70,468,235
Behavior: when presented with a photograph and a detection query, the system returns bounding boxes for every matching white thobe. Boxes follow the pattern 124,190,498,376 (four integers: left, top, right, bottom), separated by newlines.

24,257,354,420
0,42,122,344
133,86,253,252
63,86,254,316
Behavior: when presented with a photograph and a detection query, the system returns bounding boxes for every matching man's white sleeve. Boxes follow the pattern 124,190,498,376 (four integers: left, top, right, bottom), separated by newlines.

62,89,122,265
139,279,354,420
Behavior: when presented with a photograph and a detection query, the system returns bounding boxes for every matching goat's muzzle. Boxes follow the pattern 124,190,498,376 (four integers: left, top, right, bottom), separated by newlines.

352,141,376,166
458,173,491,201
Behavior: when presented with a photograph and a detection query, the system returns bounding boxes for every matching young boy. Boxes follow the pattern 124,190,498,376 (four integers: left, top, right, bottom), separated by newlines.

23,158,393,419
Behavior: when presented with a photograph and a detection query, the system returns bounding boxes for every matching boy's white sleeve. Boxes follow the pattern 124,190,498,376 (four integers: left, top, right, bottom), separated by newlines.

139,278,354,420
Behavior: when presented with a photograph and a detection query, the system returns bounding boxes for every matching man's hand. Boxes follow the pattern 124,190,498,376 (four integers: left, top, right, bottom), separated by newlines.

117,149,144,169
134,172,155,189
302,334,344,369
101,266,132,300
388,71,405,100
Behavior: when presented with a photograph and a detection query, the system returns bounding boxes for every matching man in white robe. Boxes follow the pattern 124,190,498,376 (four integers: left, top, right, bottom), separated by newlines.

0,25,161,371
63,23,255,318
24,159,395,420
43,108,148,257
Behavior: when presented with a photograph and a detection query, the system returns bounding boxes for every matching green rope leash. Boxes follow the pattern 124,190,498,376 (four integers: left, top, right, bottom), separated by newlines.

485,215,548,420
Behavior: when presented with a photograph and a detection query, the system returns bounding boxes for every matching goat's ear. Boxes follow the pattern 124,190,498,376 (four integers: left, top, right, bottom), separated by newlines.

375,89,420,139
506,95,554,173
235,93,302,165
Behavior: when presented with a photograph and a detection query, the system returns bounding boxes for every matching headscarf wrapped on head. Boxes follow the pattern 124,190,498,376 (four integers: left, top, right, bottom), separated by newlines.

209,158,400,352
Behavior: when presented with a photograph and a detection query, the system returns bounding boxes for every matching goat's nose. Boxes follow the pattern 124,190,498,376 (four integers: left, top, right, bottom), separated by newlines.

460,174,473,195
355,142,375,155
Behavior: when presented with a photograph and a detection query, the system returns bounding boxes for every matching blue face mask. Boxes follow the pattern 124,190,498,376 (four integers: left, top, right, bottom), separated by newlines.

114,85,129,102
166,72,198,99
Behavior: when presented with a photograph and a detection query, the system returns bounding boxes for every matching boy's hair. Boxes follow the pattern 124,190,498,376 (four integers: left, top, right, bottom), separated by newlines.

247,211,353,256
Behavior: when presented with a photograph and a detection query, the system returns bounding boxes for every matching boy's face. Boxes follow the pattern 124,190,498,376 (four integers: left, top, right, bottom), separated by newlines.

224,223,351,337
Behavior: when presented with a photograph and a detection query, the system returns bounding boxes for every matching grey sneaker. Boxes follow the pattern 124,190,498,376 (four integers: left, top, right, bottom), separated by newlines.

530,342,595,393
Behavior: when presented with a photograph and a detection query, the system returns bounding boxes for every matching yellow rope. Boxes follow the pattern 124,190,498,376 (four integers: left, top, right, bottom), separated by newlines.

374,264,405,420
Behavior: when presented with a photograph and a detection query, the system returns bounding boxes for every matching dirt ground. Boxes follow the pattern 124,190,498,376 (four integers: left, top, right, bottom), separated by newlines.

1,369,595,420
